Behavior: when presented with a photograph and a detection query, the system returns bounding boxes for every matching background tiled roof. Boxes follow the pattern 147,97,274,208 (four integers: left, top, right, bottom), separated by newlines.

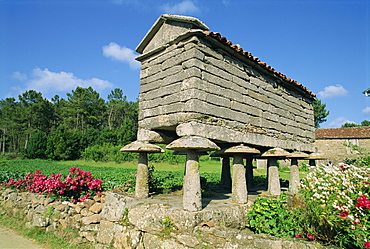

316,127,370,139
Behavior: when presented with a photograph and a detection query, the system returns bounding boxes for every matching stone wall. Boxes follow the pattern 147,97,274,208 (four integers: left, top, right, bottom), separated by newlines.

314,138,370,161
314,127,370,162
0,187,323,249
136,15,315,153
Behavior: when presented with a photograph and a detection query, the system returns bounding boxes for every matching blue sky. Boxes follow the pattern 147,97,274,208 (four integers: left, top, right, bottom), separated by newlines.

1,0,369,128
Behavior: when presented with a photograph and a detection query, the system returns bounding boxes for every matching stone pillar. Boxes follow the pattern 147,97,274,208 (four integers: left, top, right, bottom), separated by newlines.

220,156,231,190
289,158,300,194
166,135,220,211
136,153,149,198
232,154,248,203
120,141,164,199
256,159,267,170
183,151,202,211
245,156,254,191
267,158,280,196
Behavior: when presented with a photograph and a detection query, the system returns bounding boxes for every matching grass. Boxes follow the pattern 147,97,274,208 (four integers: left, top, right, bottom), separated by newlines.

59,157,223,174
0,157,308,247
0,211,93,249
1,157,305,183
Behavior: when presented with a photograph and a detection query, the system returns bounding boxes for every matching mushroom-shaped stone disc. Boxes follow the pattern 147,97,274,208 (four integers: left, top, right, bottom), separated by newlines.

288,151,309,158
173,151,208,156
166,136,220,152
260,148,290,158
223,144,260,154
306,153,325,160
120,141,164,153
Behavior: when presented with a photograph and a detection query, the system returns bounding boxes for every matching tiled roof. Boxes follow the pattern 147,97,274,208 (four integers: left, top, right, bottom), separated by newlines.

203,31,315,97
315,127,370,139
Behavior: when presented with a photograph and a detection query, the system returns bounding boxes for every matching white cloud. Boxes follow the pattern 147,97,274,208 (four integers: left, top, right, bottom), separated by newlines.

24,68,113,95
362,107,370,115
102,42,140,70
160,0,200,15
324,117,356,128
317,84,348,99
12,71,27,81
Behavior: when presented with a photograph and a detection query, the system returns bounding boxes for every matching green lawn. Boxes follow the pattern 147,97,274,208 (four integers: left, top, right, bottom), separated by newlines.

0,158,308,190
59,158,223,174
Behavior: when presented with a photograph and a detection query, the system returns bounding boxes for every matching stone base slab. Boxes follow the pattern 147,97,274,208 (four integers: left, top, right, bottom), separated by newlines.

176,121,314,152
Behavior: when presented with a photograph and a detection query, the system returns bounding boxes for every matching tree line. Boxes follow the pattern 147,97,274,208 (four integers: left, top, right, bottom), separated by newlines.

0,87,138,160
0,87,333,161
341,120,370,128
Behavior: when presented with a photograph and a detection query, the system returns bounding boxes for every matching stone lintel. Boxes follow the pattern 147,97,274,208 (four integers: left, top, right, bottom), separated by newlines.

137,129,176,144
176,121,314,153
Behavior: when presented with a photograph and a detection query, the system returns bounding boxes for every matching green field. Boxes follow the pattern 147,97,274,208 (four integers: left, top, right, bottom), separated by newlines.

0,158,302,192
58,157,223,173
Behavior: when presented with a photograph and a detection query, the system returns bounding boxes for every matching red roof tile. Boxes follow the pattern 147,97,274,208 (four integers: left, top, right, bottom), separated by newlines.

315,127,370,139
203,31,315,97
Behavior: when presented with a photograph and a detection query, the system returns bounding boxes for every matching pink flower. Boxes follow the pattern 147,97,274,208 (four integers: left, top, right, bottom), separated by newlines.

364,242,370,249
295,234,301,238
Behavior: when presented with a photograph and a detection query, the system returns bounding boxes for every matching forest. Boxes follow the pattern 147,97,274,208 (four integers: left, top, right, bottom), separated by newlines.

0,86,138,161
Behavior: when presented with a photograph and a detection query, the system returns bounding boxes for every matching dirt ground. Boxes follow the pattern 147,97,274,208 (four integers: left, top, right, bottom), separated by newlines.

0,225,45,249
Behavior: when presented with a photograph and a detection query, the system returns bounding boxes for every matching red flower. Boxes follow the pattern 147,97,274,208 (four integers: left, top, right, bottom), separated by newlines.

356,195,370,209
307,234,316,240
339,211,349,217
364,242,370,249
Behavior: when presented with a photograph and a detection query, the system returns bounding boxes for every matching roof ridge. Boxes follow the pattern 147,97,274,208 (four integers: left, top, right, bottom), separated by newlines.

316,126,370,139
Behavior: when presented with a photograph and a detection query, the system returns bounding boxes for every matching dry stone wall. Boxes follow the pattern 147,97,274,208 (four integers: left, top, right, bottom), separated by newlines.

0,187,323,249
314,138,370,161
136,15,315,152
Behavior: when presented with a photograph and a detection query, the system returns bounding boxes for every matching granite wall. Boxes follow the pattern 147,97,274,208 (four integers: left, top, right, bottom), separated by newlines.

135,15,315,153
0,187,323,249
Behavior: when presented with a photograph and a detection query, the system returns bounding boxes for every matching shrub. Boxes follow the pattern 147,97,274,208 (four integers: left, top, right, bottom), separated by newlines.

2,167,102,203
81,143,111,162
246,194,300,238
246,163,370,248
300,163,370,248
24,131,47,159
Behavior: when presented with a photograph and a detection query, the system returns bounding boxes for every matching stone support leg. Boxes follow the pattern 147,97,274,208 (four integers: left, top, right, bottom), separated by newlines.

289,158,300,194
245,156,254,191
183,151,202,211
220,156,231,191
135,153,149,198
232,155,248,203
267,158,281,196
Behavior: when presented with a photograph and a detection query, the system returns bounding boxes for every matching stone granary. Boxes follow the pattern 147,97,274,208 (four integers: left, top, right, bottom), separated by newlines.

122,14,316,211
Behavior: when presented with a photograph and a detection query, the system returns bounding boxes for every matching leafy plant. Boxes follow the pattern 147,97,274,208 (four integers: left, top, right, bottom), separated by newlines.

119,208,130,226
161,216,176,235
246,194,300,238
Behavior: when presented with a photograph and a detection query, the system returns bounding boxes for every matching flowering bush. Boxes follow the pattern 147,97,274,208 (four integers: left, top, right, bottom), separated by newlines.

2,167,102,203
300,163,370,248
